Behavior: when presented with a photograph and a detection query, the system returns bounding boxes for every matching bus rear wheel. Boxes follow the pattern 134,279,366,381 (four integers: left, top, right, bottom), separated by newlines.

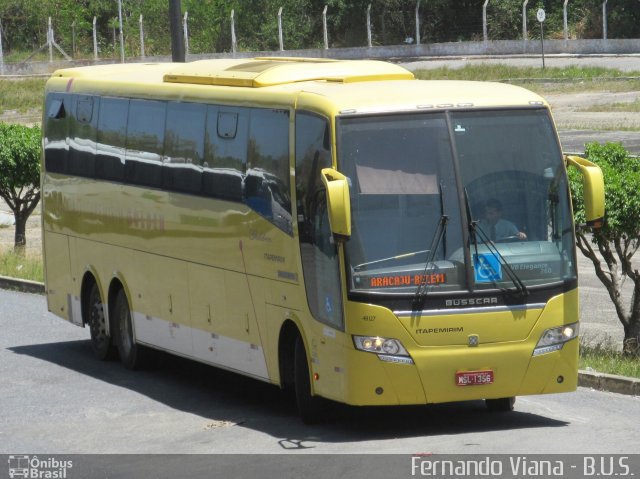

294,335,325,425
113,289,146,370
486,396,516,412
86,282,115,361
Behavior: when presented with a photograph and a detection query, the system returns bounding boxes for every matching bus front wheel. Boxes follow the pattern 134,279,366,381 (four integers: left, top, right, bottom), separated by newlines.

294,335,325,425
486,397,516,412
86,282,114,361
113,289,146,370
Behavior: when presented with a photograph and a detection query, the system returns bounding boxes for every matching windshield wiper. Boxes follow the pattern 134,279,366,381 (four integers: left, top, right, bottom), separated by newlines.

414,181,450,303
414,214,449,300
462,188,527,297
471,222,527,297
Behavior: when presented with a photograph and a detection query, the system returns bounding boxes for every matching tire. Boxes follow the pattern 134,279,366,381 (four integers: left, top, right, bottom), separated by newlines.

86,282,115,361
486,396,516,412
113,289,146,370
294,335,325,424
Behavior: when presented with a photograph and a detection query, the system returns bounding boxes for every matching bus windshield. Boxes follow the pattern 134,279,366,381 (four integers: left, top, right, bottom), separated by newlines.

338,109,576,295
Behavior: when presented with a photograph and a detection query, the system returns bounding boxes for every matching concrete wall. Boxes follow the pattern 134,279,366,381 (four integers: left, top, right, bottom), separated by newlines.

2,38,639,76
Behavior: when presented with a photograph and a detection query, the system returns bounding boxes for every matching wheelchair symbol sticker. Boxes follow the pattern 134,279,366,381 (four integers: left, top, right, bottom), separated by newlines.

474,253,502,283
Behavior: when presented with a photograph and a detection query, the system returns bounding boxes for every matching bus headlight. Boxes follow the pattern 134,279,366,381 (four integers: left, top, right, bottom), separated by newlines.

533,322,579,356
353,335,413,364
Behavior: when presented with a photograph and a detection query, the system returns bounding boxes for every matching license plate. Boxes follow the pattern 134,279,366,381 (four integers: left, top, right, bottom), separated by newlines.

456,370,494,386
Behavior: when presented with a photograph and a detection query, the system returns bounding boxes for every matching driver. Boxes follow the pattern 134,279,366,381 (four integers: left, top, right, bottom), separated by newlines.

478,198,527,241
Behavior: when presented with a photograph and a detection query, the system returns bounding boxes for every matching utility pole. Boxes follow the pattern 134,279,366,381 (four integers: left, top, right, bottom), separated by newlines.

366,4,372,48
415,1,421,46
278,7,284,51
0,20,4,75
93,16,98,60
322,5,328,50
140,15,145,58
117,0,125,63
169,0,185,62
183,11,189,56
482,0,489,44
522,0,529,42
602,0,608,40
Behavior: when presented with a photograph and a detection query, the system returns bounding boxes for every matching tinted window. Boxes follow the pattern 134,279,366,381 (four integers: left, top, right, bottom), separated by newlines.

125,99,166,188
203,106,249,202
295,112,342,329
163,102,206,193
44,93,71,173
76,97,94,123
97,97,128,181
247,109,291,234
68,95,97,178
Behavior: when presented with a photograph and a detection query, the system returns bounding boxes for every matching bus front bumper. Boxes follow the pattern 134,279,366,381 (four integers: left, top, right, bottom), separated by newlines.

339,337,578,407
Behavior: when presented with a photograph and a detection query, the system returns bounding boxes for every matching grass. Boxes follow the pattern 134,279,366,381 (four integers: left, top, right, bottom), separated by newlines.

0,65,637,122
0,247,44,283
580,340,640,379
578,98,640,113
524,79,640,95
0,78,47,114
413,64,640,94
413,64,640,81
556,124,640,132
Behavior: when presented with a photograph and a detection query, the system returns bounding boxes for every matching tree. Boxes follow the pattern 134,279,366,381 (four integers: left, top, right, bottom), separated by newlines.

568,142,640,355
0,123,41,252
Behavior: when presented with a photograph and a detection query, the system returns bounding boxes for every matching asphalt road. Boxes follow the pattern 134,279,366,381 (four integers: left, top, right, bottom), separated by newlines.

559,129,640,156
401,55,640,156
1,289,638,461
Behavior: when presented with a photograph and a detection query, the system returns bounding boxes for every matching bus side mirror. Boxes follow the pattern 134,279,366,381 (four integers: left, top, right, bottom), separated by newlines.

321,168,351,240
565,155,605,228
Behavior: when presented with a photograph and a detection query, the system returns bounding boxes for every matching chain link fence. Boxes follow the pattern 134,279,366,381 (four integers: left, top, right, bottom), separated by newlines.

1,1,639,75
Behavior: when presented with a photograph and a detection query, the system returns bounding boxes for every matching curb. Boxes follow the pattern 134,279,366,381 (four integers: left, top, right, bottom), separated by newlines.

578,370,640,397
0,275,637,396
0,275,45,294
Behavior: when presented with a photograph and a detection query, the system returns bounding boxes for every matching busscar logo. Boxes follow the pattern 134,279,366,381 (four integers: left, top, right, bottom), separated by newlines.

445,297,499,307
8,455,73,479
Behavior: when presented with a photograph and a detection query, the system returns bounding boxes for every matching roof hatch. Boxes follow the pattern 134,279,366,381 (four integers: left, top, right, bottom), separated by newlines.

163,57,414,87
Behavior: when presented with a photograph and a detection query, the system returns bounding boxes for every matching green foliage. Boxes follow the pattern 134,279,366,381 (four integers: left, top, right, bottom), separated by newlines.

0,123,41,192
1,0,639,57
569,142,640,354
569,142,640,241
0,123,41,250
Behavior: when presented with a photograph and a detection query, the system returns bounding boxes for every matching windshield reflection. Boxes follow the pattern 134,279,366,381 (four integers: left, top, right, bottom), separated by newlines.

338,109,576,296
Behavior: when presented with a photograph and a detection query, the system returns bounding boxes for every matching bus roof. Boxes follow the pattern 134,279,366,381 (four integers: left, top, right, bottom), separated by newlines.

48,57,548,114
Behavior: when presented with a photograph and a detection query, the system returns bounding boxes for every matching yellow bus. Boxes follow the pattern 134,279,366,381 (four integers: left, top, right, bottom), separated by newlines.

41,57,604,423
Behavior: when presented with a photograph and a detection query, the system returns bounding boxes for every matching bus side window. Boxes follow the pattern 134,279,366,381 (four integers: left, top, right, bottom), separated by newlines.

96,97,128,182
246,108,292,235
43,93,71,174
163,102,206,194
203,106,248,202
67,95,97,178
295,111,343,330
125,99,166,188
